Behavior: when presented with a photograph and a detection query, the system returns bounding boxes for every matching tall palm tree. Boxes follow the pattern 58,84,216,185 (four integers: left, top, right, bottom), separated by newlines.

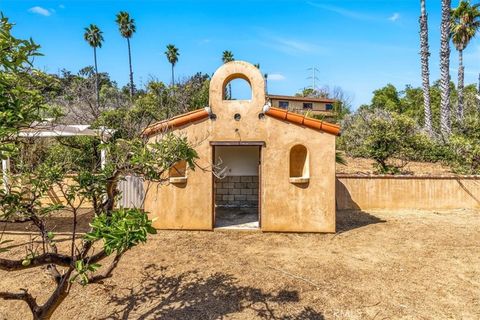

439,0,452,137
115,11,136,98
165,44,179,86
419,0,433,135
222,50,234,99
451,0,480,121
83,24,104,110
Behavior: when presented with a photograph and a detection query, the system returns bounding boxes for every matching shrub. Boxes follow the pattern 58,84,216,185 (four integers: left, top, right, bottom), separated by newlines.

448,116,480,174
340,108,424,174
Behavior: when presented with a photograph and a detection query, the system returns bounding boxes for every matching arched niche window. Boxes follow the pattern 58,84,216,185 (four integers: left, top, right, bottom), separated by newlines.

223,76,252,101
289,145,310,184
169,160,187,184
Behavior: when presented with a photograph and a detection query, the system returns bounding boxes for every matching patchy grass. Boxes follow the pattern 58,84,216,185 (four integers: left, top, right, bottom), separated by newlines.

0,209,479,319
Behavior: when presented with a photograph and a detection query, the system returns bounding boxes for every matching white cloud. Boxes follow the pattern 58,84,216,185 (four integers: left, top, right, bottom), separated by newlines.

263,36,324,55
267,73,286,81
197,38,211,45
389,13,400,22
28,6,52,16
307,2,375,21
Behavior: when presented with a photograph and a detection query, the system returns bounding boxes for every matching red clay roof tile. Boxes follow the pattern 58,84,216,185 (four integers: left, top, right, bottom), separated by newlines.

141,109,210,137
265,107,341,136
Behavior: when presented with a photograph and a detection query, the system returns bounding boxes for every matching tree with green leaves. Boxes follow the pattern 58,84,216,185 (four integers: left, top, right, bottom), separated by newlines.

340,108,425,174
222,50,234,99
0,132,197,319
115,11,136,98
419,0,433,135
0,14,44,158
439,0,452,137
83,24,104,111
0,16,199,319
165,44,179,87
451,0,480,121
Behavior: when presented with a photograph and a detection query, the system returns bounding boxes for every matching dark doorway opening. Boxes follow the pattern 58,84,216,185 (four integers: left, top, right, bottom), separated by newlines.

212,144,261,229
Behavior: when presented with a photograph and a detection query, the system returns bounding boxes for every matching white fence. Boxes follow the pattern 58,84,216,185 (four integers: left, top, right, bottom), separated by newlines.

117,176,145,209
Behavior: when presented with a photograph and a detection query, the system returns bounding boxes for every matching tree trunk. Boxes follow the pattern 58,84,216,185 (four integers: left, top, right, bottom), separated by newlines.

127,38,134,98
35,268,73,320
478,73,480,112
457,49,465,121
439,0,452,137
171,64,175,87
419,0,433,135
93,47,100,112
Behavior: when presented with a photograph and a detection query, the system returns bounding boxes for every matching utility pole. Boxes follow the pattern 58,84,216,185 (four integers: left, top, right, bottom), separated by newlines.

306,67,320,91
264,73,268,95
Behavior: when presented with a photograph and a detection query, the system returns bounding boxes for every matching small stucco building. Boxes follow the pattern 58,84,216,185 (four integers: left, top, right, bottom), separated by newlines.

143,61,340,233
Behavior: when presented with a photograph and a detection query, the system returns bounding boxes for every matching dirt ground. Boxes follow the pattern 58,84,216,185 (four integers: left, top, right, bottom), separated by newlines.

0,208,479,319
336,156,453,175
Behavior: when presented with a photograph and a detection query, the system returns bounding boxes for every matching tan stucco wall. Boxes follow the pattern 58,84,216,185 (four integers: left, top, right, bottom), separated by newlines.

37,176,92,208
336,175,480,210
144,61,337,232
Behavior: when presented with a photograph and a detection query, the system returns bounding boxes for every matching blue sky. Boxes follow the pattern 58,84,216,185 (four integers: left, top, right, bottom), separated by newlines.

1,0,479,107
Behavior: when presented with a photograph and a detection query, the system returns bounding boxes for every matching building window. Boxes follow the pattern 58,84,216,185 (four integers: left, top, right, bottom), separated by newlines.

303,103,313,110
169,160,187,184
289,145,310,184
326,103,334,111
279,101,289,109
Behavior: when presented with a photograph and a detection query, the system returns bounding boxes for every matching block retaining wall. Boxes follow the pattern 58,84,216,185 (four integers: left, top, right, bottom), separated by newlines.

214,176,259,207
336,174,480,210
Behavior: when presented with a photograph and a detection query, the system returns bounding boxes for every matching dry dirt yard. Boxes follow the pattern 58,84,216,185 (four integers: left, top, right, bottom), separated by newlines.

0,209,479,319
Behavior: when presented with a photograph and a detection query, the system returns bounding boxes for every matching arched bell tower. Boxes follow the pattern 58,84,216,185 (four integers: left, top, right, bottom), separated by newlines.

209,61,267,125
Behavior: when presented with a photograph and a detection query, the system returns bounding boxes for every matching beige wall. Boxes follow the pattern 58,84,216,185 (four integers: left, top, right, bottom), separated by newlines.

336,175,480,210
215,146,259,176
144,61,337,232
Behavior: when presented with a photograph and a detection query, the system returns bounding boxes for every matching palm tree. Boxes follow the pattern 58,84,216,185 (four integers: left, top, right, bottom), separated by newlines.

83,24,104,110
439,0,452,137
165,44,179,86
451,0,480,121
419,0,433,135
115,11,136,98
222,50,234,99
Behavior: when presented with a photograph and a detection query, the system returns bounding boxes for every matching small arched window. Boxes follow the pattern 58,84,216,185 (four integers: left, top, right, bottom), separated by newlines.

289,145,310,184
169,160,187,184
223,78,252,101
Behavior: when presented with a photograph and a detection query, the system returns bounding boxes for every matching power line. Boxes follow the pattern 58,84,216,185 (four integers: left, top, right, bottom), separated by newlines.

306,67,320,90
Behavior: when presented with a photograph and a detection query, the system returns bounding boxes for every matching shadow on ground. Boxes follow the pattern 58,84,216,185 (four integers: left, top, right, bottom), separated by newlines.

336,210,386,233
0,209,93,234
100,264,324,320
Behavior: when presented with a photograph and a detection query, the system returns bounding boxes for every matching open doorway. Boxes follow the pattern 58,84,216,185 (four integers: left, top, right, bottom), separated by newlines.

213,144,261,229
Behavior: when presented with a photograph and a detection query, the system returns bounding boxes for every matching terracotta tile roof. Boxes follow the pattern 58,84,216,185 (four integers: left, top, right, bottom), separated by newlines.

265,107,341,136
142,106,341,137
141,108,210,137
267,94,336,104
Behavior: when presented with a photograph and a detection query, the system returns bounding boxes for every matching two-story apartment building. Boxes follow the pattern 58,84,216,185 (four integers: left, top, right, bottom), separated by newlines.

267,94,336,117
